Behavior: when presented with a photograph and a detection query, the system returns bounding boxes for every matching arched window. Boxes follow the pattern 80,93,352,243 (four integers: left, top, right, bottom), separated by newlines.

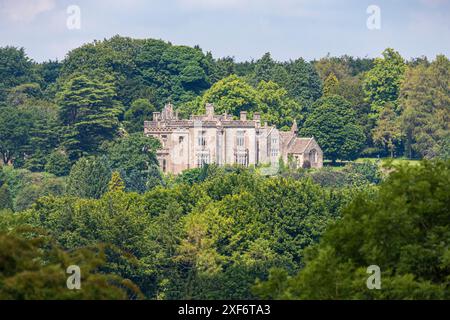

309,149,318,163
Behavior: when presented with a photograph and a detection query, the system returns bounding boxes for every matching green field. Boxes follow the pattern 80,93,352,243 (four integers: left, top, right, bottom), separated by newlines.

355,157,421,166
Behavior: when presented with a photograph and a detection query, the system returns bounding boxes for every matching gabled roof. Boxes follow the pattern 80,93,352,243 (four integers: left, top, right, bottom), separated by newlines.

287,137,313,154
279,131,296,147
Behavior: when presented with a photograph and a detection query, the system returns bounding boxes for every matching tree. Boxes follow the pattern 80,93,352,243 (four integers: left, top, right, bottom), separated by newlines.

364,48,406,116
284,58,322,104
0,230,141,299
254,160,450,299
0,46,37,101
44,150,71,176
36,59,62,90
201,75,260,116
66,157,111,199
322,72,339,97
57,74,122,158
300,95,365,162
0,106,31,165
372,103,402,157
256,81,303,128
0,183,13,211
399,55,450,159
314,55,352,81
124,99,156,133
23,102,61,171
248,53,289,87
102,133,162,192
26,188,166,298
209,56,236,83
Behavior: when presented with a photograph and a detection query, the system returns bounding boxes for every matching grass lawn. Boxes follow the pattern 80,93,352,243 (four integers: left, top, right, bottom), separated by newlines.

355,157,421,166
323,157,421,169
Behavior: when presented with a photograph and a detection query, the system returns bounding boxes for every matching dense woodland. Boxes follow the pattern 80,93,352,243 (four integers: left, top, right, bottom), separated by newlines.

0,36,449,299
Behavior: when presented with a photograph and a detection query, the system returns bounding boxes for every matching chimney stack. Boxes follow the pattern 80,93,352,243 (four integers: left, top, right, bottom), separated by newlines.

240,111,247,121
153,112,160,121
253,112,260,121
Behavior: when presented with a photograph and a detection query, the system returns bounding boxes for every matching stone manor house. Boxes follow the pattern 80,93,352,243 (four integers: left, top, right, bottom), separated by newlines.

144,103,323,174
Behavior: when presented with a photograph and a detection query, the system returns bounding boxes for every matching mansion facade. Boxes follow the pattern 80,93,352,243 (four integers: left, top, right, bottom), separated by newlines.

144,103,323,174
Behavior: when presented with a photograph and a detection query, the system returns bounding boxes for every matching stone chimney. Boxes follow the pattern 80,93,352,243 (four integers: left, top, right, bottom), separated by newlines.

240,111,247,121
153,112,160,121
253,112,261,121
291,119,298,134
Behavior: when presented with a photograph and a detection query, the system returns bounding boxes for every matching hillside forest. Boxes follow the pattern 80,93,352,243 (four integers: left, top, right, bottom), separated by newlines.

0,36,449,299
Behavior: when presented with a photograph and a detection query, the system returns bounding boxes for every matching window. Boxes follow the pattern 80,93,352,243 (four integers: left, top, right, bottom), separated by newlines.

236,130,244,147
198,131,206,147
179,136,184,143
270,136,279,157
161,135,167,147
271,148,278,157
235,152,248,166
197,153,210,167
162,159,167,172
310,149,318,163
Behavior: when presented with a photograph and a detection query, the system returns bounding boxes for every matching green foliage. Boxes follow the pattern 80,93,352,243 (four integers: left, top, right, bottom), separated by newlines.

0,166,65,211
57,73,122,159
15,176,65,212
322,72,339,96
59,36,212,107
0,46,37,101
66,157,111,199
254,160,450,299
399,55,450,159
44,150,71,176
201,75,260,117
11,167,352,299
0,39,448,301
372,102,402,157
171,170,351,299
108,171,125,192
0,229,141,299
101,133,162,192
304,161,381,188
25,189,180,298
256,80,303,127
124,99,156,133
0,106,31,164
301,95,365,162
0,183,13,211
284,58,322,104
364,48,406,116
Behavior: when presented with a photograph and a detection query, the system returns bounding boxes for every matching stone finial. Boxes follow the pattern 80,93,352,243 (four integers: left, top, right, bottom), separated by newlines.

253,112,261,121
205,103,214,119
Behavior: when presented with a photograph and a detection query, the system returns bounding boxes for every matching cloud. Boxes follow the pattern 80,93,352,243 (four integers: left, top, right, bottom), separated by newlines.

0,0,56,22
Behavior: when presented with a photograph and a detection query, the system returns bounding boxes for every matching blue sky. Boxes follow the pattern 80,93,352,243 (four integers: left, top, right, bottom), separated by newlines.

0,0,449,62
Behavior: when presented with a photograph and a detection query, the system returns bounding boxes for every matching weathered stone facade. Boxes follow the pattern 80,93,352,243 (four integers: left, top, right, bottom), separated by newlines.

144,103,323,174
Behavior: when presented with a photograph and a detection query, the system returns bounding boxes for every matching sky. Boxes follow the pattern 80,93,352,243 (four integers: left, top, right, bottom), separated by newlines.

0,0,449,62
